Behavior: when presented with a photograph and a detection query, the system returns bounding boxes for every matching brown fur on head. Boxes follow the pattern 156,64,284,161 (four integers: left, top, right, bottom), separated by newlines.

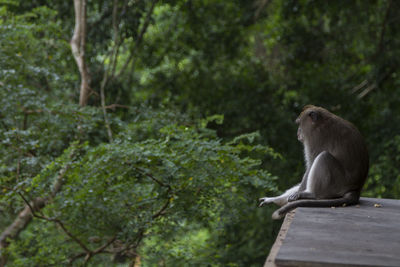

295,105,326,124
295,105,332,143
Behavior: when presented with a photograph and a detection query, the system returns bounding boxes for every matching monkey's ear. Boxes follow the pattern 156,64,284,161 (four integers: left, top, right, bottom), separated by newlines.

309,111,320,122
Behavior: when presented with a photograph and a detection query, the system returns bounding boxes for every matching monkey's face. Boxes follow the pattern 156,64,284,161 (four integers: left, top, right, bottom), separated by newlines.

297,127,304,142
296,106,322,142
295,113,304,142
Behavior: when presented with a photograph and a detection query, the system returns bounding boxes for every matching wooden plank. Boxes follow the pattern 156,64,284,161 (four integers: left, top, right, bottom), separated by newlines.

264,211,296,267
274,197,400,267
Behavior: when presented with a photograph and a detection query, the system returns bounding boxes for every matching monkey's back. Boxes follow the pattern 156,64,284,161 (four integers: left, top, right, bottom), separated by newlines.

324,114,369,191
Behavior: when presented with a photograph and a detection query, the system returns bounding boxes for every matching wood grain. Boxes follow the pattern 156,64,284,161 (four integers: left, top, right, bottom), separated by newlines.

274,197,400,267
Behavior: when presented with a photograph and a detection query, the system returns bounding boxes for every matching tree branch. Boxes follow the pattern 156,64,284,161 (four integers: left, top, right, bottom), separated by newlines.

98,0,156,141
152,198,170,219
134,167,171,191
114,0,158,80
375,0,393,59
0,197,45,247
0,148,76,265
20,195,91,254
69,235,117,265
105,103,130,110
98,0,128,143
71,0,91,107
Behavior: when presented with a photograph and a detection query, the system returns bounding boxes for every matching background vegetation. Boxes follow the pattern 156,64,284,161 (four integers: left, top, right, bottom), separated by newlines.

1,0,400,266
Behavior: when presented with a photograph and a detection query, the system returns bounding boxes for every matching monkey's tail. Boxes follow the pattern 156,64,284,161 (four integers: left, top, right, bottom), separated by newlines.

271,191,359,220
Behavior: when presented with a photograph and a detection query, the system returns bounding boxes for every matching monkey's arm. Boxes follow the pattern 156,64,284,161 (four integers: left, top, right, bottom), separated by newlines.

286,169,310,201
296,166,310,192
259,184,300,207
260,170,310,207
288,191,316,202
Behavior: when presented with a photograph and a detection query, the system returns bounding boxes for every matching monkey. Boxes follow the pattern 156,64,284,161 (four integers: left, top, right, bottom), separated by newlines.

259,105,369,220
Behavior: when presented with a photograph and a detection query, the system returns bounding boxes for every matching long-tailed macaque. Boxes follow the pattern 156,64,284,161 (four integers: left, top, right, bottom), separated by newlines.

259,105,369,220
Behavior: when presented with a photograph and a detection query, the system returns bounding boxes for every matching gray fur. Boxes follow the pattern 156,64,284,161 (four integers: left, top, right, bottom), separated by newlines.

259,105,369,220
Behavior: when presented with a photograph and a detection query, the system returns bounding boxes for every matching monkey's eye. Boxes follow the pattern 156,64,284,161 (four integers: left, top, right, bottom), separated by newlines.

308,111,319,122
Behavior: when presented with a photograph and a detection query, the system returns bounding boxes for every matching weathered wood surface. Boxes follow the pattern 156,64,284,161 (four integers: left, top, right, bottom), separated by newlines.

272,197,400,267
264,211,296,267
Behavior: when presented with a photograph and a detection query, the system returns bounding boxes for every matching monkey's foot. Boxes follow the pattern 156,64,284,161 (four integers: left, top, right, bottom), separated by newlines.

259,197,275,207
271,210,284,220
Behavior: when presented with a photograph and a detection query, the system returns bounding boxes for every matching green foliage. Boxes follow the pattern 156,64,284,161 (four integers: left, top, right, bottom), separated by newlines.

7,222,69,266
364,135,400,198
5,111,277,266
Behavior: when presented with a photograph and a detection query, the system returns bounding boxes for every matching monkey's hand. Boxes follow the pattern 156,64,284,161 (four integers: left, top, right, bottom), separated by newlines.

288,192,300,202
288,191,316,202
259,197,275,207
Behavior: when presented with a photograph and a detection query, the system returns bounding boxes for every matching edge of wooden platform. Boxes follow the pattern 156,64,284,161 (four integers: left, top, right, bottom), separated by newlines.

264,210,296,267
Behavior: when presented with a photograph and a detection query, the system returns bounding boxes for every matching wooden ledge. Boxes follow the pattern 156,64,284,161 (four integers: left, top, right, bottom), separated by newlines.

265,197,400,267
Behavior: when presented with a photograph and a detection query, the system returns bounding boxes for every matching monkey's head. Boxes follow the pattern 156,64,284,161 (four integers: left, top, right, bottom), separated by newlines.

296,105,328,142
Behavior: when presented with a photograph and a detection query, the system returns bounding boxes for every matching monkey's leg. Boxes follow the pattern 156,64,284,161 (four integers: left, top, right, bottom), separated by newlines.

259,184,300,207
289,151,345,201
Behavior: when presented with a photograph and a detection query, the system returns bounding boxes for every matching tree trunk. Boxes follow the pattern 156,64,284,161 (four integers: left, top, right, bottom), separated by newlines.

70,0,90,107
0,152,73,266
0,198,45,248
